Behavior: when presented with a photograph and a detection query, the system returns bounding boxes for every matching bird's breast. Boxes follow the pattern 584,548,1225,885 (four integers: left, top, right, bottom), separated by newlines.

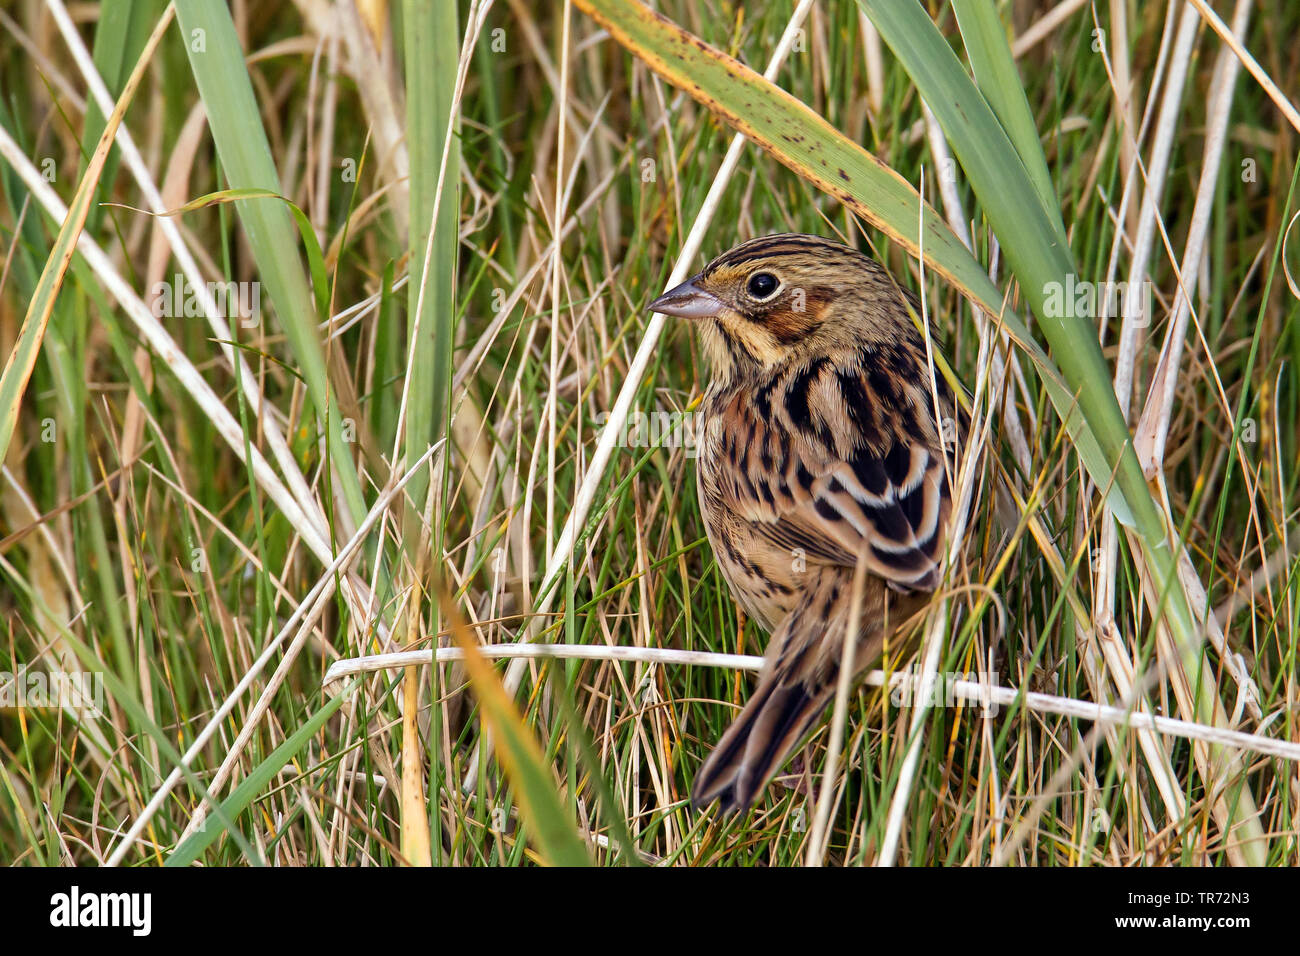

695,390,804,631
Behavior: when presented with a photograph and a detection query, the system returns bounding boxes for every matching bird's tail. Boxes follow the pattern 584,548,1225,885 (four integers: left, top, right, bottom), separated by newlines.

690,643,837,814
692,579,881,813
691,574,918,814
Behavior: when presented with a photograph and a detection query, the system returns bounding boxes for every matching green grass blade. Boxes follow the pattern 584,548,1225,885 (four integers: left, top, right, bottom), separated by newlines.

173,0,367,525
166,688,352,866
950,0,1066,242
0,8,169,464
401,0,462,865
401,0,460,514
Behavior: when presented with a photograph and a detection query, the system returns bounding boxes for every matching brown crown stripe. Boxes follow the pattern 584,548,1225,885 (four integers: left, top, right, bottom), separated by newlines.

706,234,860,272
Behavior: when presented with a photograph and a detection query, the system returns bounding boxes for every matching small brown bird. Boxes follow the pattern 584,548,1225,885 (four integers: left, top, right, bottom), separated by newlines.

649,233,964,813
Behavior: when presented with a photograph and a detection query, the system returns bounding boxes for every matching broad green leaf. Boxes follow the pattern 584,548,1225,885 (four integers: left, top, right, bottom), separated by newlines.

951,0,1066,243
174,1,367,525
402,0,460,516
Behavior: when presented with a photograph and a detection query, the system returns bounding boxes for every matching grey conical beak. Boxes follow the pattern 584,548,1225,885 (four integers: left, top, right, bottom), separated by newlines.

648,275,725,318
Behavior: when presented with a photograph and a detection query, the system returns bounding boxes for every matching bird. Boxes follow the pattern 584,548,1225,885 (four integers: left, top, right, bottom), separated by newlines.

648,233,965,814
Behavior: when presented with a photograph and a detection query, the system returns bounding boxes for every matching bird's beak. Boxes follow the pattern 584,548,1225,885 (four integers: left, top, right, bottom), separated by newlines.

648,275,725,318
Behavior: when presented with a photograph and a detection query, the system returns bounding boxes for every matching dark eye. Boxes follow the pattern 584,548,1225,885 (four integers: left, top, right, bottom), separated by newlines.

747,271,779,299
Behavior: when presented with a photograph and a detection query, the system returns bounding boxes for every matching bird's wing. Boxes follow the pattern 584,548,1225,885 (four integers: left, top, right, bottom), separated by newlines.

719,365,957,593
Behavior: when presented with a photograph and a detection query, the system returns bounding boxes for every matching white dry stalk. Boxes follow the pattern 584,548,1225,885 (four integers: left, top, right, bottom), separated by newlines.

1095,0,1181,355
857,10,884,118
312,28,342,241
322,644,1300,763
875,477,974,867
1134,0,1251,472
1107,0,1136,186
1186,0,1300,134
873,187,944,868
462,0,818,791
105,442,440,865
328,645,765,678
1132,0,1261,718
1112,1,1200,422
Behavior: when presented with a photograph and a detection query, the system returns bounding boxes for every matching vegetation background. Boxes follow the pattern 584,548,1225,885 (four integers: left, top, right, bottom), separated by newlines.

0,0,1297,866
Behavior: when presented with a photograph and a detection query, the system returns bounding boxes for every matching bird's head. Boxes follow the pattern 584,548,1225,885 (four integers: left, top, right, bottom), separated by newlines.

648,233,922,380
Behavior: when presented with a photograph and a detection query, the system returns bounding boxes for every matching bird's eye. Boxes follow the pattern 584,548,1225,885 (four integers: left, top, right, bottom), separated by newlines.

747,272,780,300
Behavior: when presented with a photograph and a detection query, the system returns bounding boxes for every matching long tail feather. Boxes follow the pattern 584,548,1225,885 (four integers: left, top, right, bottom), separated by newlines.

691,659,835,813
692,573,909,813
692,576,853,813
